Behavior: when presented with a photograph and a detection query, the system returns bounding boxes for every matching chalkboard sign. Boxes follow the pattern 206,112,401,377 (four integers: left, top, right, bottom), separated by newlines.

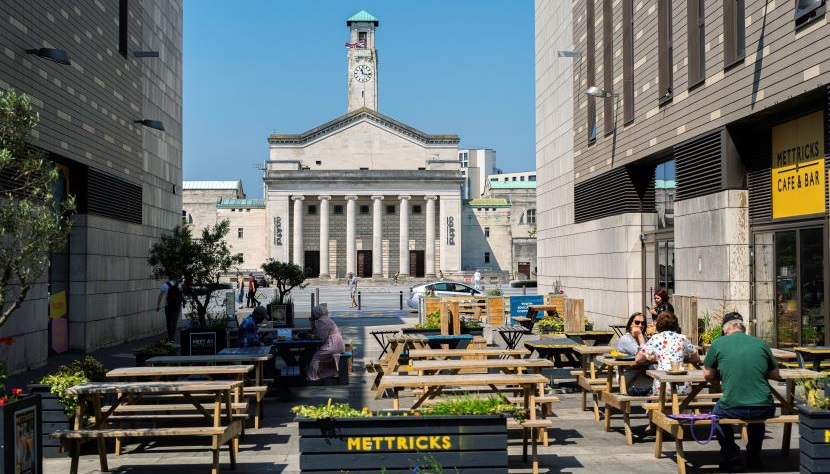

509,295,544,316
188,331,218,356
269,304,287,326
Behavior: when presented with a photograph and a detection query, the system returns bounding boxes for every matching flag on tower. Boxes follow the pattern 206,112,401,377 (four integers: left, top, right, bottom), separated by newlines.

344,39,366,49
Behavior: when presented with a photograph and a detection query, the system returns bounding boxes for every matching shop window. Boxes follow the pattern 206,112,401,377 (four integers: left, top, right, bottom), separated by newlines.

655,160,676,229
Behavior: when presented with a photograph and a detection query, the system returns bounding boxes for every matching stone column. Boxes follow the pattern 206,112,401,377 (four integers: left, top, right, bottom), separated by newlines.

292,196,304,269
398,195,411,276
318,195,331,278
345,195,358,275
425,195,437,278
371,195,384,277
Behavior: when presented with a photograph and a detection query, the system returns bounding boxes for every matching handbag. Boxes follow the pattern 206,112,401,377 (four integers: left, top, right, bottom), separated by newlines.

666,413,720,444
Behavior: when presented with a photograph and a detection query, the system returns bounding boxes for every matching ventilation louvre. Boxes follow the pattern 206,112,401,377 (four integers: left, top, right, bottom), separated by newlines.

675,130,722,201
88,169,142,224
574,166,653,223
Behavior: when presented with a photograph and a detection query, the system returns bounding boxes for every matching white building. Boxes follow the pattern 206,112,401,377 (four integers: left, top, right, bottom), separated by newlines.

263,11,464,280
459,148,498,199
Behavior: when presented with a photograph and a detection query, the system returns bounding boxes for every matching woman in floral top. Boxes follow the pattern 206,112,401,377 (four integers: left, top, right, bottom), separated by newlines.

636,312,700,395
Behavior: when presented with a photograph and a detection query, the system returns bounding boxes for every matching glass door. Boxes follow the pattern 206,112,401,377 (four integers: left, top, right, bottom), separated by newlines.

753,226,826,348
642,233,674,308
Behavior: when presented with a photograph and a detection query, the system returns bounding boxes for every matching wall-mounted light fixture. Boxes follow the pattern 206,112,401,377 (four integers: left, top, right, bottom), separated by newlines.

26,48,71,65
134,119,165,131
134,51,160,58
557,50,581,58
586,86,620,167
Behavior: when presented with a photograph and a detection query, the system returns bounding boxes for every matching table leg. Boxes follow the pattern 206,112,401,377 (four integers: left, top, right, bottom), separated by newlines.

91,395,109,472
655,382,667,458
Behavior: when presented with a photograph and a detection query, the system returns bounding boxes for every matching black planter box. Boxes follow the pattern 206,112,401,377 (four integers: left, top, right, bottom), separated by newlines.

798,404,830,473
27,385,66,458
297,414,507,474
1,393,42,473
402,327,483,336
180,328,228,356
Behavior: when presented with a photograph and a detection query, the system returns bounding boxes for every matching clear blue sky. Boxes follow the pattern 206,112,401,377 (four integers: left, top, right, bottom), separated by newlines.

183,1,535,199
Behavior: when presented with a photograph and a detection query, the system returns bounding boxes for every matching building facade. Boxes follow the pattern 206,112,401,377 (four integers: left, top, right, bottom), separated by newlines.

536,0,830,347
263,11,464,280
459,148,498,199
0,1,183,372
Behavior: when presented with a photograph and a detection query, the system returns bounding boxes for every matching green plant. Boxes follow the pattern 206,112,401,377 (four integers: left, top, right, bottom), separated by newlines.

0,89,76,328
134,339,179,356
420,395,526,421
147,221,243,328
535,309,563,333
39,356,107,418
583,317,594,331
798,378,830,410
699,300,737,345
291,398,370,419
485,288,502,296
416,310,480,330
261,258,309,305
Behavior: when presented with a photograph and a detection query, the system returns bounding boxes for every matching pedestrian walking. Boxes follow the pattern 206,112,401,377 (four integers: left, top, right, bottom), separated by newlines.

247,273,259,308
473,269,481,290
347,271,358,308
236,272,244,309
156,277,183,342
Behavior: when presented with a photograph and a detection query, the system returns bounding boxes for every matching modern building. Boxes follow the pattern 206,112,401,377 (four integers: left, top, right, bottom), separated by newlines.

0,1,183,372
535,0,830,347
459,148,498,199
263,11,464,280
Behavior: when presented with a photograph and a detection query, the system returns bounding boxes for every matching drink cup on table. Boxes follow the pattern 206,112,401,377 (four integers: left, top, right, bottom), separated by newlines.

670,360,683,372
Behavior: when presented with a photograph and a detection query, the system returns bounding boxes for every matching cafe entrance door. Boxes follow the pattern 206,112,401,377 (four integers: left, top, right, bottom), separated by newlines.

752,225,827,348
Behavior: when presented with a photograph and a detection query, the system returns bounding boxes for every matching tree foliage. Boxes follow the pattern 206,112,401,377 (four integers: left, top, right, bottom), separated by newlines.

147,220,242,327
0,90,75,328
261,258,309,305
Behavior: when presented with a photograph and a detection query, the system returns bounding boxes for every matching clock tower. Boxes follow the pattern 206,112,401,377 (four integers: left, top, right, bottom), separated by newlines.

346,11,379,112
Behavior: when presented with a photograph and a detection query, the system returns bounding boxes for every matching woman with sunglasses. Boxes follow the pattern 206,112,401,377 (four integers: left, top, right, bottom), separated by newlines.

616,312,653,396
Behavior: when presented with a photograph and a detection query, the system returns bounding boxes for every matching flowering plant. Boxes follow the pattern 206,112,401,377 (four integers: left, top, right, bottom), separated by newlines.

553,279,565,295
0,354,29,405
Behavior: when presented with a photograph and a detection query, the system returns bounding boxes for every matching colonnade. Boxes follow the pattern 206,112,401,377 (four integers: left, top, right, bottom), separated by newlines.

290,194,439,278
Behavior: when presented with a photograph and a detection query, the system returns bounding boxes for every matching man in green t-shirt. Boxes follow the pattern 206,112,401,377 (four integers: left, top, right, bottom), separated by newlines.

703,312,779,471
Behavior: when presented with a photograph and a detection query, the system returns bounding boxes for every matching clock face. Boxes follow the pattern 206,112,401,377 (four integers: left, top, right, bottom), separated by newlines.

353,64,373,83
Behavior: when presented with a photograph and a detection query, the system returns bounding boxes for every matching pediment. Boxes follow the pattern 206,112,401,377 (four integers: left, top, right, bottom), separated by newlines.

268,108,459,147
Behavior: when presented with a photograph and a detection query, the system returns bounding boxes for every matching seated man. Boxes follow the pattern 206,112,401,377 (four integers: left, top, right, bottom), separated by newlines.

307,304,345,381
703,312,779,471
238,305,267,347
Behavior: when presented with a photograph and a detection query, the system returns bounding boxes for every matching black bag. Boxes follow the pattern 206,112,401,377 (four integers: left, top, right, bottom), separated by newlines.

166,281,183,308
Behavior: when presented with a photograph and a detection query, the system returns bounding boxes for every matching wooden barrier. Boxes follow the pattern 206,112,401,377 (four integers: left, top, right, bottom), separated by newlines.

672,295,698,343
563,299,584,332
543,295,566,315
486,296,505,325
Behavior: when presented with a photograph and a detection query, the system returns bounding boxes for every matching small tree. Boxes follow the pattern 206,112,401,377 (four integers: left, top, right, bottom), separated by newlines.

147,220,242,328
261,259,309,305
0,90,75,328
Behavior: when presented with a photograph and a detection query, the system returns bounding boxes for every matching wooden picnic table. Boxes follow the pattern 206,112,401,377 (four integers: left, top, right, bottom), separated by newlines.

147,352,271,428
368,334,430,390
563,331,615,346
596,355,646,443
408,357,554,375
271,339,322,374
524,338,581,368
792,346,830,371
407,347,530,359
572,345,614,419
54,380,244,474
369,329,399,356
646,368,823,474
107,365,253,381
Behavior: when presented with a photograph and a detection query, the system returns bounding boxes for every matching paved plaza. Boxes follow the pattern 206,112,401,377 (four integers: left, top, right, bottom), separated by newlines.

9,287,804,474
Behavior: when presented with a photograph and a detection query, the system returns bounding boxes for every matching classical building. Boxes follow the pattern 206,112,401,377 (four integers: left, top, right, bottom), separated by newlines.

182,181,267,272
0,1,183,372
263,11,464,280
536,0,830,346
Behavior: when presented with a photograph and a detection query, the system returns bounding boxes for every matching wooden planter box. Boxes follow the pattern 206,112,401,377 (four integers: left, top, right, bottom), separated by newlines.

798,404,830,473
297,414,507,474
0,393,43,473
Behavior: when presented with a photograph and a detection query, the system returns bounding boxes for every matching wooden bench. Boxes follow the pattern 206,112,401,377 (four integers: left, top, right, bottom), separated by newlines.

577,374,614,421
601,392,658,444
648,409,798,474
521,419,553,474
339,351,352,384
407,347,530,359
51,421,242,474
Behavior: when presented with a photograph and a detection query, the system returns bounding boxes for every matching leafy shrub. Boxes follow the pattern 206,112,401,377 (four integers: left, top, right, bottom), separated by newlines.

134,339,179,356
39,356,107,418
291,399,370,419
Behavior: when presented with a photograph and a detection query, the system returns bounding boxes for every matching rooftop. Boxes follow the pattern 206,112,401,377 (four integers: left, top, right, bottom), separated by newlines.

489,181,536,189
347,10,379,26
216,198,265,209
183,180,243,190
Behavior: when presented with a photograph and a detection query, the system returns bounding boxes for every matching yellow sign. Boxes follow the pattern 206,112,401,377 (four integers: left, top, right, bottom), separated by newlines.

49,291,67,319
771,111,826,218
346,435,451,451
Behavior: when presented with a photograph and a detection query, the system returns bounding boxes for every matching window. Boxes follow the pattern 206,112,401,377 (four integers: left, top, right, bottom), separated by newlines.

603,0,614,135
724,0,745,66
658,0,674,103
688,0,706,87
386,205,395,214
529,175,536,181
334,205,343,215
623,0,635,122
520,176,525,181
237,228,244,238
587,0,597,142
118,0,128,56
655,160,676,229
485,227,490,237
358,31,367,43
359,167,369,170
795,0,827,28
484,252,491,264
526,209,536,225
315,160,322,165
412,205,422,214
360,205,369,215
308,204,317,215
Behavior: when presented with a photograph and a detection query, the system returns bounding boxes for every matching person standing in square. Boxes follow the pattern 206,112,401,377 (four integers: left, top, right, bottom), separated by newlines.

347,272,358,308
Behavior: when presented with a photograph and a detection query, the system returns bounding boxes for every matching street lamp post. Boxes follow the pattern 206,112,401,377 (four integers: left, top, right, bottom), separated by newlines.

586,85,620,167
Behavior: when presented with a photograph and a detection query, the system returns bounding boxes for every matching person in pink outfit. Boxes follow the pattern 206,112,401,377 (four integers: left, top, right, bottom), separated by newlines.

306,305,345,381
